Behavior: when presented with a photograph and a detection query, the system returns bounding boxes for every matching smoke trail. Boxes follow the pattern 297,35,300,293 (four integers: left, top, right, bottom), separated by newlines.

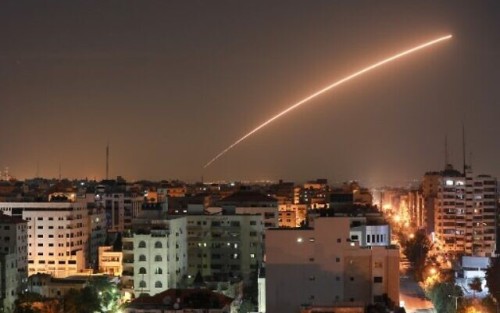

204,34,452,168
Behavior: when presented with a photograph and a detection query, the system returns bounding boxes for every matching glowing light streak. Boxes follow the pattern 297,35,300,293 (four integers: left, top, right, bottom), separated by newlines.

204,34,452,168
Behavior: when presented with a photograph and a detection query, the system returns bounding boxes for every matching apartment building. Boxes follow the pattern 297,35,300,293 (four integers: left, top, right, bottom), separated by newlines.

0,198,90,278
434,166,498,257
94,187,144,232
0,213,27,311
0,253,18,311
122,206,187,297
98,246,123,276
186,214,264,283
278,204,307,228
218,190,279,228
265,217,399,313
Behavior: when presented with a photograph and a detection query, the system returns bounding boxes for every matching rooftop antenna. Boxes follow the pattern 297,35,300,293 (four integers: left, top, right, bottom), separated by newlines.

58,163,61,180
106,142,109,180
469,151,473,171
462,122,467,174
36,160,40,178
444,135,449,169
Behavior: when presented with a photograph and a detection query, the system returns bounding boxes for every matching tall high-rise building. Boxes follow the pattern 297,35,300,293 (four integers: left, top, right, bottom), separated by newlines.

433,165,498,257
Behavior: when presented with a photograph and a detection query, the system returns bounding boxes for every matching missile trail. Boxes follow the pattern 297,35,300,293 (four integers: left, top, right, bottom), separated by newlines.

204,34,452,168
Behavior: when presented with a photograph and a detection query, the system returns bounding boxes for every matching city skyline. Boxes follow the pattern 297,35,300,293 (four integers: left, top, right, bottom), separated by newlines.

1,1,500,185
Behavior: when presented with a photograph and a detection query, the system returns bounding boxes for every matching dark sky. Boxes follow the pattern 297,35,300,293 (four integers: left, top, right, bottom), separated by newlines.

1,1,499,185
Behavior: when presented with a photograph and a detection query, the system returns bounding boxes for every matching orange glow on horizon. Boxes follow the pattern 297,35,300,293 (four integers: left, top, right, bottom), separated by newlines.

204,34,453,168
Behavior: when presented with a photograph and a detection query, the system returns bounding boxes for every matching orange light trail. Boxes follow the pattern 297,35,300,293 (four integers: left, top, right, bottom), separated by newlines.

204,34,452,168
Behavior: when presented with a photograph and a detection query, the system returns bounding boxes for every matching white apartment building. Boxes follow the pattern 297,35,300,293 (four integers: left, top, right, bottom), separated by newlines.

122,210,187,297
265,217,399,313
0,200,90,278
186,214,264,283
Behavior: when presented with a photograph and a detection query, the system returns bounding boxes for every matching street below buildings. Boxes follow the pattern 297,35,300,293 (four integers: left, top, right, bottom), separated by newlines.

400,275,434,313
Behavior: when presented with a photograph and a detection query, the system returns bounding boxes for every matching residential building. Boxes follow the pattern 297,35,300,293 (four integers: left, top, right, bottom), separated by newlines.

87,205,106,269
0,197,90,278
265,217,399,313
0,253,18,312
0,213,28,287
27,273,87,298
122,204,187,297
186,214,264,283
218,190,279,228
298,179,330,209
98,246,123,276
433,166,498,257
278,204,307,228
94,189,143,232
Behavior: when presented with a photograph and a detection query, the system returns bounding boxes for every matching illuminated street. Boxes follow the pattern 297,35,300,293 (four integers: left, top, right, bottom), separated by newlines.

400,271,435,313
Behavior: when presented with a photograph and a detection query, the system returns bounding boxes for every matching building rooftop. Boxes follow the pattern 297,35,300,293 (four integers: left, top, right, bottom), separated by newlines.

219,190,277,204
0,212,26,224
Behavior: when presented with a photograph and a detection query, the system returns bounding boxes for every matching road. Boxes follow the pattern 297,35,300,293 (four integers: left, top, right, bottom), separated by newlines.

399,258,435,313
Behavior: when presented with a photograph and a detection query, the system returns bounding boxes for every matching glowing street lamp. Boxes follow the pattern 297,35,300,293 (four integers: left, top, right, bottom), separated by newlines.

429,267,437,275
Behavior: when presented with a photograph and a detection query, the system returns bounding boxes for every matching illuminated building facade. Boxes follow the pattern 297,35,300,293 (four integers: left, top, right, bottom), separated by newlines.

434,166,498,257
0,200,90,278
278,204,307,228
98,246,123,276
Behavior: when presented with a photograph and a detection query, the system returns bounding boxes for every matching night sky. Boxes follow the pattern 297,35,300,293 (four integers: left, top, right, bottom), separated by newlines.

1,1,499,186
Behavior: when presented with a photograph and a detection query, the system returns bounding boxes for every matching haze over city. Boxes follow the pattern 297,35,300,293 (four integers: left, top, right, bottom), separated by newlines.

1,1,500,185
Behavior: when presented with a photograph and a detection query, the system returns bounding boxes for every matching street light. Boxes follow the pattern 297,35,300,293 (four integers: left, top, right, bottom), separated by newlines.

448,295,459,313
429,267,437,275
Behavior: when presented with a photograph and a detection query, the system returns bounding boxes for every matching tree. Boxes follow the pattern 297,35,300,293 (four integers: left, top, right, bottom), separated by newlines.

486,257,500,304
401,230,431,281
468,277,483,298
63,287,100,313
426,282,463,313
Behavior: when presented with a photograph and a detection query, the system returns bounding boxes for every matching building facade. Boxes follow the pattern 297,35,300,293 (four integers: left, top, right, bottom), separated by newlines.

186,214,264,284
434,167,498,257
0,200,90,277
122,212,187,297
265,217,399,313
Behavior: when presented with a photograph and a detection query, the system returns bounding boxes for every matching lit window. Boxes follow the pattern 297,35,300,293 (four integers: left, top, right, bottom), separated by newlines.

297,237,303,243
